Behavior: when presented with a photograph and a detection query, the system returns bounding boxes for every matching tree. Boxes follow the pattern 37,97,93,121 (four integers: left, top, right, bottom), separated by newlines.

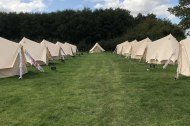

168,0,190,29
0,8,185,50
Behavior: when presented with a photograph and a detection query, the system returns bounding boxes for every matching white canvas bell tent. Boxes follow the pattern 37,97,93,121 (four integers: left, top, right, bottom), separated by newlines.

116,41,128,55
146,34,179,65
89,43,105,53
65,42,78,55
134,38,152,60
56,42,74,57
20,37,52,65
41,39,64,60
121,42,132,57
122,40,138,57
121,41,130,55
176,38,190,77
131,40,141,59
115,43,122,54
0,37,27,78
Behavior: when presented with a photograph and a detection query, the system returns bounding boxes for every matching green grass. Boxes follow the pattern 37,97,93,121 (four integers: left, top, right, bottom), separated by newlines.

0,53,190,126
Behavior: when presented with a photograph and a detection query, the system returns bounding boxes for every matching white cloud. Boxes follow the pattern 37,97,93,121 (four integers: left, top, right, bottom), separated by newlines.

0,0,46,12
92,0,176,20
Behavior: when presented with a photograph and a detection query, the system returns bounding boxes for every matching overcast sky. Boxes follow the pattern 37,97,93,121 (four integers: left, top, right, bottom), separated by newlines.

0,0,180,24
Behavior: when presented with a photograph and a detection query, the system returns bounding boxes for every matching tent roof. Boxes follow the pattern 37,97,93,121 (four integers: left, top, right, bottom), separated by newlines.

56,42,74,56
131,40,141,59
41,39,60,57
146,34,179,64
0,37,21,69
135,38,152,56
64,42,78,54
116,41,128,54
20,37,50,64
121,40,137,56
89,43,105,53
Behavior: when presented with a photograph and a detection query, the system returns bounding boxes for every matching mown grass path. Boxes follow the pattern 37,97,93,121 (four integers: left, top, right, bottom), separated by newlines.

0,53,190,126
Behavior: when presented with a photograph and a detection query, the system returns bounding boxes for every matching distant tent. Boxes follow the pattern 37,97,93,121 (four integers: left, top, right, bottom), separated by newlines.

89,43,105,53
146,34,179,65
20,37,52,65
131,40,141,59
116,41,128,55
0,37,27,78
121,42,130,55
65,42,78,55
134,38,152,60
122,40,138,57
115,43,122,54
56,42,74,57
41,39,64,60
121,42,132,57
177,38,190,77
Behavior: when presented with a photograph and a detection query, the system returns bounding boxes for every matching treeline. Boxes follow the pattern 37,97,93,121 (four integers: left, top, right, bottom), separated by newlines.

0,8,185,51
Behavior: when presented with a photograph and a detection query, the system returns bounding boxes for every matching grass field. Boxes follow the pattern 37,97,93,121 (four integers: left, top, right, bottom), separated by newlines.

0,53,190,126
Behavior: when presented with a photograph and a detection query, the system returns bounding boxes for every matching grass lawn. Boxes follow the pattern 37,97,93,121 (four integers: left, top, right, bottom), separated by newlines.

0,53,190,126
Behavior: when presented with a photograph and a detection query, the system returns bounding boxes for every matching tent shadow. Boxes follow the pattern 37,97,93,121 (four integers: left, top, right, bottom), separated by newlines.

23,71,42,79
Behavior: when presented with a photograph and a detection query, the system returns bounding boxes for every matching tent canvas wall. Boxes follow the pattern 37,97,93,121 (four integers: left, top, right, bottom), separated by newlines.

135,38,152,60
177,38,190,77
122,40,138,57
0,37,27,78
122,42,132,57
146,34,179,64
20,37,52,65
89,43,105,53
131,40,141,59
121,42,130,55
116,43,122,54
41,40,63,60
65,42,78,55
56,42,74,57
116,41,128,55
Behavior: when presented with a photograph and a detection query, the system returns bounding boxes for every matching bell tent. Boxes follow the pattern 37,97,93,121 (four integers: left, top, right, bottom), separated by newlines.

116,41,128,55
122,40,138,57
0,37,27,78
89,43,105,53
20,37,52,65
120,41,130,56
41,40,64,60
56,42,74,57
134,38,152,60
146,34,179,65
65,42,78,55
131,40,141,59
177,38,190,77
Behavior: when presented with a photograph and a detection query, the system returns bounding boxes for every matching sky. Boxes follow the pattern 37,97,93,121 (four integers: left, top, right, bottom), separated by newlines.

0,0,180,24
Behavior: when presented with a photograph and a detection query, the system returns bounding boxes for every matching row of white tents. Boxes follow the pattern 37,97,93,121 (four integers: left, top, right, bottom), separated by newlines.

0,37,78,78
115,34,190,78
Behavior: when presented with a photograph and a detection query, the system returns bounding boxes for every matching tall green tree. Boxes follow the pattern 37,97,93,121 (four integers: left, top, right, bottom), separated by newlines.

168,0,190,29
0,8,185,50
